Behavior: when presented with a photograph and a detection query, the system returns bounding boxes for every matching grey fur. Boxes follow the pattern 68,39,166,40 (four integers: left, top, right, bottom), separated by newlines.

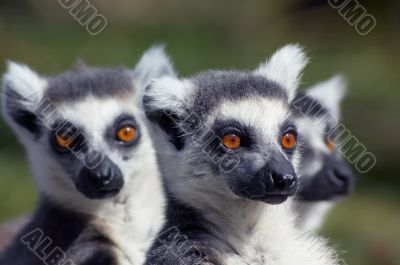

45,68,134,103
192,70,287,118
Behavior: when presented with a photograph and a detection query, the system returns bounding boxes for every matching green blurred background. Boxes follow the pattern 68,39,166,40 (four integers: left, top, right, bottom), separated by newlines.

0,0,399,264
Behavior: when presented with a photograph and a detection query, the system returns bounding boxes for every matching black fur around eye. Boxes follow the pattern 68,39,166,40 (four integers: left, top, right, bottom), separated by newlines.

146,110,184,150
324,136,336,152
214,121,254,150
50,121,87,154
55,134,75,149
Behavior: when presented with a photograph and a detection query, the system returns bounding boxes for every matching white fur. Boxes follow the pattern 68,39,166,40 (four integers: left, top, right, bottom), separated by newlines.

166,175,339,265
217,201,338,265
145,76,193,115
3,62,47,101
293,201,335,232
133,45,176,95
306,75,347,119
1,62,47,143
255,44,309,101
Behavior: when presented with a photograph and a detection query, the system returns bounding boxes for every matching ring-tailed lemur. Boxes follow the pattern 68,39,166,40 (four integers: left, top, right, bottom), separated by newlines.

0,46,172,265
291,76,355,231
143,44,339,265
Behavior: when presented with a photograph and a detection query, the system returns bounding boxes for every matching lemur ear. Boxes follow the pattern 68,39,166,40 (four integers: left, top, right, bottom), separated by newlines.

143,76,190,150
255,44,308,101
306,75,347,119
72,59,89,72
135,45,184,150
133,44,176,92
1,62,47,138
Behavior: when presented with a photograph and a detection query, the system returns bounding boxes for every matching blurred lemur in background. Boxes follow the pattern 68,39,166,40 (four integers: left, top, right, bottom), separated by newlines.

143,44,340,265
292,76,355,231
0,46,172,265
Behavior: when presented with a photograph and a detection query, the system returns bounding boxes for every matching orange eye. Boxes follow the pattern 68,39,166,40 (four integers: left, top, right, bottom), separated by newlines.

281,132,296,150
56,135,74,149
222,134,241,150
117,126,137,143
326,139,336,152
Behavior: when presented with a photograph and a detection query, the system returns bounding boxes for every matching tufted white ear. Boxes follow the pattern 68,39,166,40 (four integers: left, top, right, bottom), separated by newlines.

143,76,190,115
133,44,176,93
3,62,46,103
255,44,308,101
142,75,192,150
1,62,47,137
306,75,347,119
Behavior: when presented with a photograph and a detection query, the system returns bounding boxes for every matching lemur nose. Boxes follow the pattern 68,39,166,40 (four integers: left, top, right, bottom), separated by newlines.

330,167,355,193
271,172,298,195
76,156,124,199
90,167,114,186
278,174,297,189
322,155,355,195
334,167,352,182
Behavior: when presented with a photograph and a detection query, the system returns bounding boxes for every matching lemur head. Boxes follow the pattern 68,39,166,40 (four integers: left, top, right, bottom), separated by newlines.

291,76,355,201
1,46,174,203
143,44,308,205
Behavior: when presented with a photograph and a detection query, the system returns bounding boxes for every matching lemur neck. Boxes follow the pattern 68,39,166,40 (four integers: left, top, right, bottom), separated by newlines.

293,200,334,232
175,182,293,240
204,197,283,231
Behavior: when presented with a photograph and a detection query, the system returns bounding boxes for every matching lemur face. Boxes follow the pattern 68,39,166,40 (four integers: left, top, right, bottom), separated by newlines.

143,44,309,205
45,91,143,200
292,76,355,201
1,63,153,200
